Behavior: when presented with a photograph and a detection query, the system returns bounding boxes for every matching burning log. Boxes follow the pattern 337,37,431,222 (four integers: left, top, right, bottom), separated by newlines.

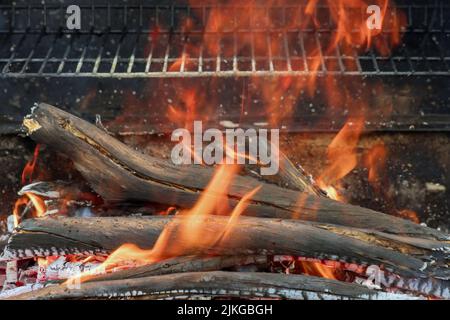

2,216,449,280
22,103,448,241
0,284,45,299
8,271,421,300
84,255,268,283
17,181,168,218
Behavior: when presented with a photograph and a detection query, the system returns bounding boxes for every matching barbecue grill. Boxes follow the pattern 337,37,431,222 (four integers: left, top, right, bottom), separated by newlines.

0,0,448,135
0,1,449,230
1,1,449,78
0,0,450,301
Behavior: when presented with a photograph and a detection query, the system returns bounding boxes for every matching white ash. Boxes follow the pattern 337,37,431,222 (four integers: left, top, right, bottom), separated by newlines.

37,257,100,282
219,120,239,129
0,284,46,299
18,182,61,199
5,261,17,284
425,182,446,193
6,215,15,233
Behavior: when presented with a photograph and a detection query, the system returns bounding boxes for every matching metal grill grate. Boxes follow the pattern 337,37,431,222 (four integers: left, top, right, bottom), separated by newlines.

0,2,449,78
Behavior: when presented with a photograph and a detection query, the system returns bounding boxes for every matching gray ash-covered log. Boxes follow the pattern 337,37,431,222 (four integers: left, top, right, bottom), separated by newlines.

9,271,421,301
22,103,448,241
2,216,449,281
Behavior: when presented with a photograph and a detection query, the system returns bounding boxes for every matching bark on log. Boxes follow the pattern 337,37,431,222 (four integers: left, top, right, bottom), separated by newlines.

2,216,449,279
0,238,7,254
22,103,449,241
8,271,420,300
84,255,268,283
18,181,170,217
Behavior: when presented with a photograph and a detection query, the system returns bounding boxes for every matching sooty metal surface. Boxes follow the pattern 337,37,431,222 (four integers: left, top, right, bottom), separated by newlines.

0,1,449,78
0,0,449,134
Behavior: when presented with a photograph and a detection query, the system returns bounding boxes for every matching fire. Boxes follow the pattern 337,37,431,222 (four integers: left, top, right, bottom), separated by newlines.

308,0,401,52
363,144,421,223
397,209,420,224
67,165,261,284
12,192,47,228
300,261,337,280
364,143,387,188
317,118,365,201
25,193,46,218
21,144,40,185
320,186,342,202
13,144,46,227
21,1,409,287
158,0,405,131
306,0,403,78
12,197,29,228
105,0,406,139
158,1,404,202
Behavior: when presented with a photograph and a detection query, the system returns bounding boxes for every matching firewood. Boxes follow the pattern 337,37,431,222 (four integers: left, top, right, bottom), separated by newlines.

2,216,449,280
18,181,82,200
83,255,268,283
84,254,450,299
0,238,7,253
8,271,421,300
22,103,448,241
18,181,169,218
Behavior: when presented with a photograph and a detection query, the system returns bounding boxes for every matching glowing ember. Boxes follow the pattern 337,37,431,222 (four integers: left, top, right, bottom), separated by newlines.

397,209,420,224
299,261,337,280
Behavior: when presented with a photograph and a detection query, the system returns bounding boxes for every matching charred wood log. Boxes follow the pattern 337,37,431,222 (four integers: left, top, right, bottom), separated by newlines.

8,271,420,300
18,181,87,200
84,254,450,299
2,216,449,280
22,103,449,241
18,181,175,217
0,237,7,251
243,139,325,195
84,255,267,283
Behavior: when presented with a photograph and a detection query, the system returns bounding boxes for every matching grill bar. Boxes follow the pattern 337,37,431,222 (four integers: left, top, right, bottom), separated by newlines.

0,33,449,78
1,4,450,33
0,2,449,78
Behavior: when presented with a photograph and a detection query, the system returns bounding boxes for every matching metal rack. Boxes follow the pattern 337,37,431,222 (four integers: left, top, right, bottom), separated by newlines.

0,2,449,78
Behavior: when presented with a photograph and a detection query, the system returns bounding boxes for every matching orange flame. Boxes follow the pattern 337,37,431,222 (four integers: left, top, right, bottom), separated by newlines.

397,209,420,224
155,0,405,131
13,197,29,228
363,144,420,223
13,144,46,227
300,261,337,280
306,0,404,90
364,143,387,186
21,144,40,185
25,193,46,218
317,118,365,201
67,165,261,284
12,192,47,227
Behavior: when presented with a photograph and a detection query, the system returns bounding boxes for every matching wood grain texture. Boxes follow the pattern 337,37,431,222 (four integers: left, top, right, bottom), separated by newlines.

22,103,449,241
84,255,268,283
3,216,449,279
8,271,420,300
